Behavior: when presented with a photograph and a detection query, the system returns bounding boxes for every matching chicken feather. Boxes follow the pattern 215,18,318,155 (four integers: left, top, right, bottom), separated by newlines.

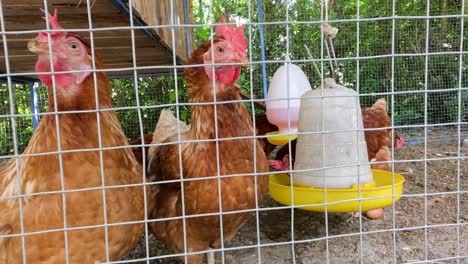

147,109,189,163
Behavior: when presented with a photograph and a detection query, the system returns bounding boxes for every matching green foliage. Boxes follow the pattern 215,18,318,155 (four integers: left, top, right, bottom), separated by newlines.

109,77,189,141
0,84,36,154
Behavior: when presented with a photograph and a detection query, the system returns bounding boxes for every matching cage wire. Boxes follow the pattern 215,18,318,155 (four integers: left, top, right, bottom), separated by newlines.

1,1,467,154
0,0,467,263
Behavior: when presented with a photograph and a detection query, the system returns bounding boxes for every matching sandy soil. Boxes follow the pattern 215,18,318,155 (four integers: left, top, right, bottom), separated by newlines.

123,139,467,264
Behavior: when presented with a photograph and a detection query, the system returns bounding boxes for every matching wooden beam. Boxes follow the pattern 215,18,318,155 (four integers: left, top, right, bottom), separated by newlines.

0,0,191,78
2,35,151,49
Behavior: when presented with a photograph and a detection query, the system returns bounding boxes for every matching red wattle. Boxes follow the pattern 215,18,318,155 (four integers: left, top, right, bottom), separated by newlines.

218,66,241,85
36,60,73,88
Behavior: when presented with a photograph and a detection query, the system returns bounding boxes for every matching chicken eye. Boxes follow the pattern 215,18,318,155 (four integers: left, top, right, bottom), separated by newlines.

68,42,79,50
216,46,225,54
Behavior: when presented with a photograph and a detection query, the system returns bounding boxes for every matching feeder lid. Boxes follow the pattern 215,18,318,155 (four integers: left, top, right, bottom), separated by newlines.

322,78,338,88
306,78,358,98
266,63,312,111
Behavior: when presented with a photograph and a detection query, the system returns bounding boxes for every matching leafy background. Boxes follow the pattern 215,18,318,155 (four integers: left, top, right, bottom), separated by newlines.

1,0,467,154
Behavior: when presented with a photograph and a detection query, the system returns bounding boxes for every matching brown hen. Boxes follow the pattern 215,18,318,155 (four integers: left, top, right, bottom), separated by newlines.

0,9,148,263
147,18,269,264
362,98,404,168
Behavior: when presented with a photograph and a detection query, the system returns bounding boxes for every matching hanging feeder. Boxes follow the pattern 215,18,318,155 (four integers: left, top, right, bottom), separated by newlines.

294,78,374,188
269,78,405,213
265,63,312,146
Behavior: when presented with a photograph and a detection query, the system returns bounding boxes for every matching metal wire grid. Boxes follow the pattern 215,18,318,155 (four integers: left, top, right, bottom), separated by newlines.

0,65,464,153
0,0,466,263
3,5,467,154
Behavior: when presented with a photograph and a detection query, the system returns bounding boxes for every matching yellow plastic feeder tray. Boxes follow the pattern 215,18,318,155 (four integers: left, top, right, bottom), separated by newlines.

266,131,297,146
269,169,405,213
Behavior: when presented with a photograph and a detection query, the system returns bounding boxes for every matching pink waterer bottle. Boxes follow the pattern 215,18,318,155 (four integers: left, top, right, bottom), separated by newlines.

266,63,312,135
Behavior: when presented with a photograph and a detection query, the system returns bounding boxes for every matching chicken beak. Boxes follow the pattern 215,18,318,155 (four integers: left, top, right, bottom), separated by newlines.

240,57,250,68
27,37,52,55
229,50,249,67
234,56,250,68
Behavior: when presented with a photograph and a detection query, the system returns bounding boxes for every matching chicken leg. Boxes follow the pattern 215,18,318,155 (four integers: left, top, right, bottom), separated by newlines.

207,250,215,264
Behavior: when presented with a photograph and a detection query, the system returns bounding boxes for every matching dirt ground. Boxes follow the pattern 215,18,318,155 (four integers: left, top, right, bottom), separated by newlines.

122,130,467,264
1,130,466,263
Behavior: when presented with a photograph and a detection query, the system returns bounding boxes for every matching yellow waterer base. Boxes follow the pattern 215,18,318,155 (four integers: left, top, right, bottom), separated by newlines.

269,169,405,213
266,131,298,146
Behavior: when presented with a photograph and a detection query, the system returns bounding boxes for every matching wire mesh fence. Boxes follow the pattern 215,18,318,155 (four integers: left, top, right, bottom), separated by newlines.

1,1,467,155
0,0,467,263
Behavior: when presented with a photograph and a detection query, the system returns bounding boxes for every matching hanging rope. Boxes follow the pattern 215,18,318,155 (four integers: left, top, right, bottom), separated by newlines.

321,0,339,79
304,44,323,80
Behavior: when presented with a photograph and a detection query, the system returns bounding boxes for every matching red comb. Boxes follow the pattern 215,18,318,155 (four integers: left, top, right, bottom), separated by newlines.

40,8,63,30
215,15,247,55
